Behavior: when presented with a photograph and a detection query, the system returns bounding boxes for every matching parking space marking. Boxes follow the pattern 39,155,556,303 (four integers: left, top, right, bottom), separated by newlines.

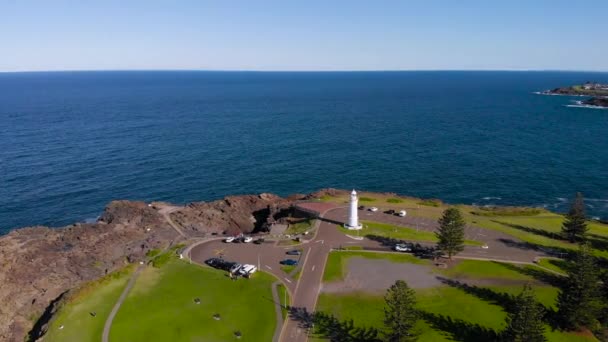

312,265,316,271
284,277,292,284
265,265,272,270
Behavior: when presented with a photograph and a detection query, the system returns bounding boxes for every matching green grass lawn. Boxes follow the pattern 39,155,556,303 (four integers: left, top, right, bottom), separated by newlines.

340,221,483,246
285,219,316,235
315,253,595,342
323,250,428,282
536,258,570,275
44,265,134,342
109,259,278,342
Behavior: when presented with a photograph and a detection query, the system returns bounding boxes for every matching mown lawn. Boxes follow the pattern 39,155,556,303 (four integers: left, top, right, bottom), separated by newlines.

109,259,278,342
315,252,596,342
323,250,428,282
340,221,483,246
44,265,134,342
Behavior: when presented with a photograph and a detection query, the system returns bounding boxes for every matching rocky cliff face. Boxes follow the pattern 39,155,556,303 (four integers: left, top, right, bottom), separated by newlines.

169,193,292,235
0,193,293,341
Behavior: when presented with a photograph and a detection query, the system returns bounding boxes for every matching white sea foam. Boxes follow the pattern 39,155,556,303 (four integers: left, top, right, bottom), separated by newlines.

565,104,608,110
84,216,99,223
482,196,502,200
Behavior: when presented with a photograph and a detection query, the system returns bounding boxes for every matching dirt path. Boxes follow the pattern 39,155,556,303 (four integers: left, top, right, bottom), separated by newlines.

101,265,143,342
156,204,188,239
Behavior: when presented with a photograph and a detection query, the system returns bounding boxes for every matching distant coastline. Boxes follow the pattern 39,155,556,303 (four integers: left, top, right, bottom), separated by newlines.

536,82,608,108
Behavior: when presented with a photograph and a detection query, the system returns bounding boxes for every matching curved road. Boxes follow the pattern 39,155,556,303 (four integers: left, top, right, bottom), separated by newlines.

190,205,549,342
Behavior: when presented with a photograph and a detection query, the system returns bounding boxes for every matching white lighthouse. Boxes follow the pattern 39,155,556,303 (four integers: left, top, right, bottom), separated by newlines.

344,189,363,230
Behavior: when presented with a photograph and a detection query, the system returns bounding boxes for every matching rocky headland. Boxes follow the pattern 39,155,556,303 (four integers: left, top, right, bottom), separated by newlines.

538,82,608,108
0,191,309,341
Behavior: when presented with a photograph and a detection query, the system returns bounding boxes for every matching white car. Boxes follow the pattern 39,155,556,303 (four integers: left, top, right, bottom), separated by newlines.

243,236,253,243
398,210,407,217
230,263,242,274
481,244,489,249
394,244,411,252
224,236,235,243
369,207,379,212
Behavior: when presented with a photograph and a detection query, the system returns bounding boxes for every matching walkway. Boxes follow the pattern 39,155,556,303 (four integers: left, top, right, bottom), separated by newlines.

101,265,143,342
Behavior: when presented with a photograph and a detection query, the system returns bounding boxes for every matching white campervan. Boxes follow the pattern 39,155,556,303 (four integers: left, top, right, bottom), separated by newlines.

238,264,257,277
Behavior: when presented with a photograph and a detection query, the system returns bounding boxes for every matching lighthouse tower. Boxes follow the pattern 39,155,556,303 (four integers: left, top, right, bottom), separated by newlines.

345,189,363,230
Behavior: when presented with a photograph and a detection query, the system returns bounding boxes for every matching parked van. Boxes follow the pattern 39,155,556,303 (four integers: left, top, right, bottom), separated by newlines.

239,264,257,277
398,210,407,217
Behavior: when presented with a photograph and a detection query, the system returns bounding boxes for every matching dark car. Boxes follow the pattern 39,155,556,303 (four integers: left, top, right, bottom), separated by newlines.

254,238,265,244
384,209,395,215
358,205,365,210
286,249,301,255
280,259,298,266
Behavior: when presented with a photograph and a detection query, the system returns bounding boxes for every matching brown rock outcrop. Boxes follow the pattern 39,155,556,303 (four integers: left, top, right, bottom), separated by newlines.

0,193,290,341
169,193,292,235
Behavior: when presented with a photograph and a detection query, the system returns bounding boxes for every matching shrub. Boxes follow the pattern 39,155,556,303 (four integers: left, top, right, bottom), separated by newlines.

387,198,404,203
359,197,376,202
471,206,543,217
417,199,442,207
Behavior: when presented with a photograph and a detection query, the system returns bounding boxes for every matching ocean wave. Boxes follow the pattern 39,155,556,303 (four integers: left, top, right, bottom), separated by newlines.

556,197,567,202
565,104,608,110
586,198,608,203
482,196,502,200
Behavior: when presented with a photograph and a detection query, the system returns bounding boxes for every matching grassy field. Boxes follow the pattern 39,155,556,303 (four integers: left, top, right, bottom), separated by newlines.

339,221,483,246
314,252,596,342
44,265,134,342
323,250,428,282
109,259,278,342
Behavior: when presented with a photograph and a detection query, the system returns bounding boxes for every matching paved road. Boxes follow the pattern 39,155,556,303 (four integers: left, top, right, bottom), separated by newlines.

190,206,548,342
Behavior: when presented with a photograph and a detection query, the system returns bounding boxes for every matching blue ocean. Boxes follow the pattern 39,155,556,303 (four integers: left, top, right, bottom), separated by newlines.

1,71,607,233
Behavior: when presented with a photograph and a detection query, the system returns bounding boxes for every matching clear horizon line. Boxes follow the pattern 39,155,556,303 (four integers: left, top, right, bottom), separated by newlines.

1,68,608,74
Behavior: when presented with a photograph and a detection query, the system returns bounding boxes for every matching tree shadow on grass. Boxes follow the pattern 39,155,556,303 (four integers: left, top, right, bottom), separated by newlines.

419,311,500,342
436,276,518,313
495,220,608,255
287,307,381,342
498,262,565,288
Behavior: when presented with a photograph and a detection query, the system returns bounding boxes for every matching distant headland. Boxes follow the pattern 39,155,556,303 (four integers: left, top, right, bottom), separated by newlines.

536,82,608,108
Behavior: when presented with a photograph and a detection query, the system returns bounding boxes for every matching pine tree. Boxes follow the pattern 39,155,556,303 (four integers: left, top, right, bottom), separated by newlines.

435,208,465,259
384,280,418,342
561,192,588,242
557,243,603,331
503,284,546,342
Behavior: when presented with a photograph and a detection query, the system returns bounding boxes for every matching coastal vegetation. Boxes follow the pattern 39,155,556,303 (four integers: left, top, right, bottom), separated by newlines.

435,208,466,259
44,266,135,342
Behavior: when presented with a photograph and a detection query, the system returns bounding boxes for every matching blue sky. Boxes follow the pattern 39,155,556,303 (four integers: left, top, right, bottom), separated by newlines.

1,1,607,72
